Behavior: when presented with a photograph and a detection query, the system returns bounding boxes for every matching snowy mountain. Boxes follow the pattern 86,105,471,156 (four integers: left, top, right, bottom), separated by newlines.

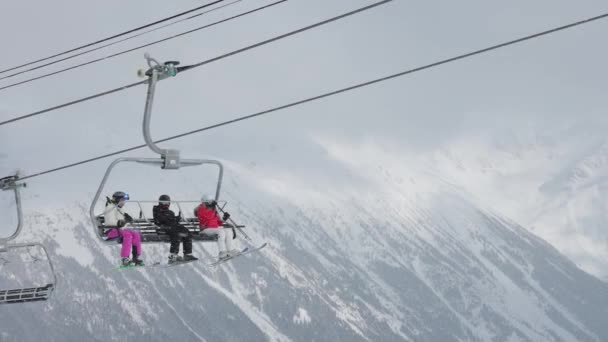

402,118,608,280
0,142,607,342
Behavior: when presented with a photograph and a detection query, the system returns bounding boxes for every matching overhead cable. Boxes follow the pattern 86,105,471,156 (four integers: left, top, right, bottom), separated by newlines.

0,0,287,92
0,0,242,82
0,0,225,75
0,0,388,126
16,11,608,181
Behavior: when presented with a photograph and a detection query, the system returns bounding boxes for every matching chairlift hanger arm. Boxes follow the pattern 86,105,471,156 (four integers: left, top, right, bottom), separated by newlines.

139,53,195,169
0,174,26,244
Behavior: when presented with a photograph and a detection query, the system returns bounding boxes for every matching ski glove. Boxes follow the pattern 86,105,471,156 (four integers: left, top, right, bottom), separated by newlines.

123,213,133,223
117,219,126,228
222,212,230,221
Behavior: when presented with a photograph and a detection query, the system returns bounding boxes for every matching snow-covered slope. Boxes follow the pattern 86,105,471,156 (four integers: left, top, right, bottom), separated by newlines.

0,141,607,342
399,118,608,280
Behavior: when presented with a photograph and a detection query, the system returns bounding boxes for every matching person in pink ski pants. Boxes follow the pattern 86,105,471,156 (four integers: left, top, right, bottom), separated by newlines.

104,191,144,267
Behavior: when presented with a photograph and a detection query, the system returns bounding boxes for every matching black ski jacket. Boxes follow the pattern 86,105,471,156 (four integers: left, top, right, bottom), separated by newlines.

153,205,180,227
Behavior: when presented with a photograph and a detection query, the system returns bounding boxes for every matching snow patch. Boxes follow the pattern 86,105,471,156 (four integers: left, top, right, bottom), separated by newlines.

292,307,311,325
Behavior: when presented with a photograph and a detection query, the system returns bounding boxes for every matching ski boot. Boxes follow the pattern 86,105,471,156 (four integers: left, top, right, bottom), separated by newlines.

168,254,183,264
183,254,198,262
121,257,133,267
132,256,145,267
218,251,229,260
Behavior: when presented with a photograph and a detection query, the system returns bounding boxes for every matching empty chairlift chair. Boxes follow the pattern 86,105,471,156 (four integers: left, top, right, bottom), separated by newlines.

0,175,57,304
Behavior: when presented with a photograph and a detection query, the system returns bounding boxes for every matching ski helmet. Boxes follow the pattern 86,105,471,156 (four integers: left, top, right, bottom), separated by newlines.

201,194,214,203
159,194,171,205
112,191,129,203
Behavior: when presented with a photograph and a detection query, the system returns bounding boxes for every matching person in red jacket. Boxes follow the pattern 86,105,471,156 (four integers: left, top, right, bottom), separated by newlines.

196,195,237,259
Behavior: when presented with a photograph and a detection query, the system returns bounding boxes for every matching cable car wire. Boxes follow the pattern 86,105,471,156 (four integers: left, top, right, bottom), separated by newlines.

16,11,608,181
0,0,288,93
0,0,226,76
0,0,387,126
0,0,242,82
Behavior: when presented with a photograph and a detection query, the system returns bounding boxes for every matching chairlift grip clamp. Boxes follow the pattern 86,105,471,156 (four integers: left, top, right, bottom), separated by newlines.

138,53,181,80
161,149,181,170
0,176,25,191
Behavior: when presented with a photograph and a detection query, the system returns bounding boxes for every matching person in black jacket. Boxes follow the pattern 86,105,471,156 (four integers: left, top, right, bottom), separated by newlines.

153,194,198,264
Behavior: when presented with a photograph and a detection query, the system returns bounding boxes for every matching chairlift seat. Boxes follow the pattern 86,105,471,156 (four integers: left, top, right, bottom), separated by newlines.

97,216,243,243
0,284,54,305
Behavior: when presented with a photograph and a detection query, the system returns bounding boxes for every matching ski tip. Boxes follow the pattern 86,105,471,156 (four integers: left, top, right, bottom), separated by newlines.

253,242,268,250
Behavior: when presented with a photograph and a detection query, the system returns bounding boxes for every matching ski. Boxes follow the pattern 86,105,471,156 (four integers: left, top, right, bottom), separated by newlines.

150,259,199,268
207,247,249,266
114,264,141,270
114,259,196,270
206,242,267,266
112,242,267,269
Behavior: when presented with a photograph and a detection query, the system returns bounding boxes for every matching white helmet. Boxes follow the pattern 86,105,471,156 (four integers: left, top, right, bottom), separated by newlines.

201,194,215,203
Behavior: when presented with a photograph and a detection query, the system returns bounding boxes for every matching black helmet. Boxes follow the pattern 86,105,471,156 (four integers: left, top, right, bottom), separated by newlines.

159,194,171,205
112,191,129,203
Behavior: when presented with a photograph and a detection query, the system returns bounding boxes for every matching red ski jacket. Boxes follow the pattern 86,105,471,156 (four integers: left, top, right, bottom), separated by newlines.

196,205,223,229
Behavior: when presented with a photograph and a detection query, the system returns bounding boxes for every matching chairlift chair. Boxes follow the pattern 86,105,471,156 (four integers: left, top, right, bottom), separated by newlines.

90,54,250,245
0,175,57,304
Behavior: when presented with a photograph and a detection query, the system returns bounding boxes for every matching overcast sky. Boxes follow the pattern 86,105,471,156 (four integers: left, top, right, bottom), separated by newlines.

1,0,608,263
